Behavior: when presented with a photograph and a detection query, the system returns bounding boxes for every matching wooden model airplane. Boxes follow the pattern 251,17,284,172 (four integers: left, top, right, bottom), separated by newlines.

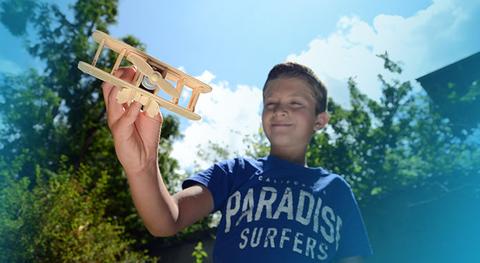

78,30,212,120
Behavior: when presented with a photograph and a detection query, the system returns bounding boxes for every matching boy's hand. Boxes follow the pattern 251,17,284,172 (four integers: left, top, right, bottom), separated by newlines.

101,67,214,237
102,67,163,175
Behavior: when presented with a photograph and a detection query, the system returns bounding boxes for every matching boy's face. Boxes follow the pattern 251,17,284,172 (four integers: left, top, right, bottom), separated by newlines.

262,77,328,152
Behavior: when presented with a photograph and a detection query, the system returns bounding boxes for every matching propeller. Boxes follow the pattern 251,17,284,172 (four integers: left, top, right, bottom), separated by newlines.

126,53,180,98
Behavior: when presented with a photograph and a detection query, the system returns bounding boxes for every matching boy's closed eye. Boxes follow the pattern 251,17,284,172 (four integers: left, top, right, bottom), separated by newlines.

290,101,304,107
264,100,306,110
264,101,278,109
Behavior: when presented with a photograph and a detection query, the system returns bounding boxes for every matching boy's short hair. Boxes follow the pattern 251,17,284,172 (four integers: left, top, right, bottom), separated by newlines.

263,62,328,114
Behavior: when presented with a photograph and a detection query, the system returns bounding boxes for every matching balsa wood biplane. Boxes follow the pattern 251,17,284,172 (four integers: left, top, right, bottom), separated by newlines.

78,30,212,120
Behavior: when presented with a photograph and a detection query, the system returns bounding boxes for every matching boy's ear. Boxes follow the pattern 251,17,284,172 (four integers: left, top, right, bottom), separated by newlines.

314,112,330,131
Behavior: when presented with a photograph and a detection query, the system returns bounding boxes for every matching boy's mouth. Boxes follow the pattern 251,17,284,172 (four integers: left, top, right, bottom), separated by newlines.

271,123,293,128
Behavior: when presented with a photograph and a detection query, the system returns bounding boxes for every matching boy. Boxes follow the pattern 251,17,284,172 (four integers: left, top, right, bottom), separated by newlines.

102,62,372,262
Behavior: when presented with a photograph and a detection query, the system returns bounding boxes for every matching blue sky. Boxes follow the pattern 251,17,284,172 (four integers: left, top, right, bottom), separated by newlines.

109,0,433,87
1,0,479,171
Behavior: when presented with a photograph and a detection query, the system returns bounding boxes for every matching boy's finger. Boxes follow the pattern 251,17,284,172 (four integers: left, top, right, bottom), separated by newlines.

135,111,163,146
102,67,139,127
101,68,124,103
106,86,125,128
137,110,163,132
120,67,137,82
115,101,142,129
101,67,136,106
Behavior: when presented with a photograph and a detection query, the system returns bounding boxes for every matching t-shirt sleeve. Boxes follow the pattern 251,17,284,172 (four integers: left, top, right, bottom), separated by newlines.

181,160,233,212
335,187,373,259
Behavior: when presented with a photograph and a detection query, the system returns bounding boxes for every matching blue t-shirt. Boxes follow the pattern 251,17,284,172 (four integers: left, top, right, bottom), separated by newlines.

182,155,372,262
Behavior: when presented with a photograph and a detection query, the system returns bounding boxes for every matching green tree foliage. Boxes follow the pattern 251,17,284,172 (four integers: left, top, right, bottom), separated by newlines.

192,241,208,263
306,52,479,202
307,54,416,200
0,160,153,262
1,0,129,179
0,0,198,259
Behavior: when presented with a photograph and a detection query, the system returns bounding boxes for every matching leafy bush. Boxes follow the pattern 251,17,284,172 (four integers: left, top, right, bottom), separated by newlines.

0,161,154,262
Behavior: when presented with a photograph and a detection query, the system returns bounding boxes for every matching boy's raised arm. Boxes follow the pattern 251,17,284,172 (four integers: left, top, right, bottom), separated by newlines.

101,67,213,236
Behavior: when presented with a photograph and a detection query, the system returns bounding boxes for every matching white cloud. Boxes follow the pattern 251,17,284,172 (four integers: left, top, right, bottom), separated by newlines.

177,66,186,73
171,71,263,171
0,58,22,75
196,70,216,84
287,0,480,107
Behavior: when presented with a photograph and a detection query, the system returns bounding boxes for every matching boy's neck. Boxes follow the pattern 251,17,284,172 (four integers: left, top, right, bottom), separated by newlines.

269,147,307,166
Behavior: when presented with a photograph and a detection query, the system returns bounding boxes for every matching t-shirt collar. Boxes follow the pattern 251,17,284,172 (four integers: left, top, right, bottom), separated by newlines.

262,154,327,176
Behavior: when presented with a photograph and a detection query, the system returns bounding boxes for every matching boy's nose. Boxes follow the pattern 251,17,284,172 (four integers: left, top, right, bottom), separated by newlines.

273,104,288,117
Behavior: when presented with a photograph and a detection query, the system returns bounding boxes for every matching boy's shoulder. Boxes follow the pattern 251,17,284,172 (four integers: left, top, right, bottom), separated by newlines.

210,156,264,174
218,156,351,187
